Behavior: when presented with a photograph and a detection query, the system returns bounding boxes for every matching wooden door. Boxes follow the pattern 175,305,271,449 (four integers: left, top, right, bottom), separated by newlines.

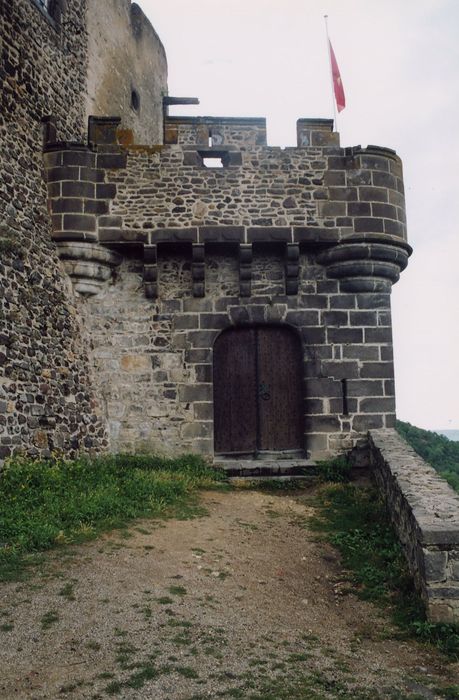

213,326,303,455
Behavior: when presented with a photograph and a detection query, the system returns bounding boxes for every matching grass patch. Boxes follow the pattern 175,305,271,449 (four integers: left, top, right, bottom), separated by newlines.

58,581,76,601
168,585,187,596
41,609,59,629
0,623,14,632
315,456,352,483
311,483,459,658
0,453,225,580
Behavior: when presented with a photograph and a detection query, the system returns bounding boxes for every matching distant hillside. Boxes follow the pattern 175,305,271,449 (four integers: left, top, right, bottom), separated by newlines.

396,420,459,492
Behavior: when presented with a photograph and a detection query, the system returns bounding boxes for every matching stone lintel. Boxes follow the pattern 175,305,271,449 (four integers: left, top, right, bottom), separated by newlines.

143,227,343,247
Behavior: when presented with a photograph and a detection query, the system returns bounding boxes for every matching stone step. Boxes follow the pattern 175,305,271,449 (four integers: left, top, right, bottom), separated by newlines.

229,475,316,486
214,459,317,478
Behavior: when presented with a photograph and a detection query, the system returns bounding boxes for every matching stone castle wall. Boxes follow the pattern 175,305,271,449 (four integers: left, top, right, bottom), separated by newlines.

0,0,109,461
86,0,168,144
80,253,399,458
0,0,168,461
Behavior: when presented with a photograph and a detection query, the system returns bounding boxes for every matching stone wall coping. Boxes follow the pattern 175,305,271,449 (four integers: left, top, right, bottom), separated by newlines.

369,429,459,543
165,116,267,126
44,141,95,153
342,233,412,254
297,118,334,129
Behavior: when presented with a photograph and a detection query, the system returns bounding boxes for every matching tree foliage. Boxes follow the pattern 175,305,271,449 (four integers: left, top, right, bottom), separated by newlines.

396,420,459,491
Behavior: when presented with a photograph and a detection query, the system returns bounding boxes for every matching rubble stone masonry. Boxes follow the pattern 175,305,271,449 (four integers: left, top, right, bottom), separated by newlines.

0,0,107,460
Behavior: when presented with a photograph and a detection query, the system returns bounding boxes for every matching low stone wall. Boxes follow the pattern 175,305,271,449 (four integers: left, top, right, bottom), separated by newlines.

369,428,459,623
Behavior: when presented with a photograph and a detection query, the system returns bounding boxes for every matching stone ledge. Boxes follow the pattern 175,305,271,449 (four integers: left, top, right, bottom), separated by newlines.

369,428,459,623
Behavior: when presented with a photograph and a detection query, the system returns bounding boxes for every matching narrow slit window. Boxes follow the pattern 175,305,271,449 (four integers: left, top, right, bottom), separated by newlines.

208,129,213,147
131,89,140,112
341,378,349,416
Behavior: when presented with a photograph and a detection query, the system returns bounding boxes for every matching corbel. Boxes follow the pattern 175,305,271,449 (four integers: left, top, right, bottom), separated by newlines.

239,243,252,297
285,243,300,295
192,244,205,297
143,244,158,298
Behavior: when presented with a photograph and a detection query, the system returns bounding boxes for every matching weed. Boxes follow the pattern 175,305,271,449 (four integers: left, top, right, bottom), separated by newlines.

0,623,14,632
105,679,122,695
125,663,159,688
168,585,187,596
437,687,459,699
59,680,84,693
86,640,101,651
58,581,76,601
41,610,59,629
142,606,152,620
264,508,282,518
315,456,352,483
157,596,174,605
235,520,259,531
176,666,199,679
167,618,192,628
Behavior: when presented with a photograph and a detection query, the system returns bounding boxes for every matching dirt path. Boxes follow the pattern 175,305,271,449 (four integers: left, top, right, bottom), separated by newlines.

0,486,457,699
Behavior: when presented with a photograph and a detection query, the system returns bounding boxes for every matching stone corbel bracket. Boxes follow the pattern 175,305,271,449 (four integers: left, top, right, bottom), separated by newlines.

317,233,412,293
57,242,121,296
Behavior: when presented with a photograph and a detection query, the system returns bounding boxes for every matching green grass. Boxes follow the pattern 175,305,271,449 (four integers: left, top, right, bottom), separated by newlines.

310,483,459,659
41,609,59,629
0,453,225,580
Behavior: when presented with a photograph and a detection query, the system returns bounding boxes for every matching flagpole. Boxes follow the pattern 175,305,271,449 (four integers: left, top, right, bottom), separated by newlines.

324,15,338,132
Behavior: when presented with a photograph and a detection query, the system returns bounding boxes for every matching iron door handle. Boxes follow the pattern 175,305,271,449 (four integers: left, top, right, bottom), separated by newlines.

258,382,271,401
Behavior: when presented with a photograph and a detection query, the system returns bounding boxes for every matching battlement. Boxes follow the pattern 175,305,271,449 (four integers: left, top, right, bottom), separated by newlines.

43,114,409,296
164,116,268,147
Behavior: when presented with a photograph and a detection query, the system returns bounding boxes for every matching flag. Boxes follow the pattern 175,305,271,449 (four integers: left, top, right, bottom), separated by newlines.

329,40,346,113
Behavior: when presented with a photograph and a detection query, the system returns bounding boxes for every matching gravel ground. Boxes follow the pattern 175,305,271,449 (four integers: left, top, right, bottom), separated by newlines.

0,485,457,699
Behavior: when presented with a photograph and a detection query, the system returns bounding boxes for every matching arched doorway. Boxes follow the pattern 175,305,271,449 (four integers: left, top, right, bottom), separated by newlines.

213,325,304,455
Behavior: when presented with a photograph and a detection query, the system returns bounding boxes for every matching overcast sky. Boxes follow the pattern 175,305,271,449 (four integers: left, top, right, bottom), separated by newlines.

139,0,459,431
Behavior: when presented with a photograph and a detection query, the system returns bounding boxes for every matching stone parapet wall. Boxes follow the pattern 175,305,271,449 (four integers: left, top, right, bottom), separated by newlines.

369,429,459,623
107,124,406,241
164,116,268,148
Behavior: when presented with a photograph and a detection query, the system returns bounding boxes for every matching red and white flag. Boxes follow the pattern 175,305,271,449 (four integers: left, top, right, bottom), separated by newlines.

329,40,346,113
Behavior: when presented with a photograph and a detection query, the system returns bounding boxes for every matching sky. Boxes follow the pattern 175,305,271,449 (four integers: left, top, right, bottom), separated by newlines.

139,0,459,431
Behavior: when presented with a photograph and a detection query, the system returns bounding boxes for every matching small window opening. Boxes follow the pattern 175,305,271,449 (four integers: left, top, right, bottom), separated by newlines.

202,156,224,169
208,129,213,147
131,89,140,113
341,378,349,416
